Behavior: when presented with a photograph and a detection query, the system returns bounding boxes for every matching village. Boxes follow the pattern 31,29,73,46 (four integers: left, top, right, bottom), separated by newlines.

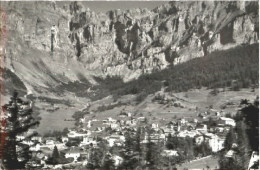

20,108,238,169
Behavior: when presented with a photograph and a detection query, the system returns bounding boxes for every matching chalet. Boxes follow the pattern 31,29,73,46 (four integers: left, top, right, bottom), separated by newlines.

206,133,225,152
31,136,43,143
218,117,236,127
21,139,34,146
80,136,97,147
125,119,137,126
119,112,128,117
29,143,41,151
177,130,199,138
46,139,55,145
161,150,179,157
161,127,175,136
107,117,117,123
110,122,120,130
43,141,66,150
195,132,225,152
196,124,208,133
180,118,187,125
151,123,159,129
61,136,69,143
105,134,125,147
137,117,146,122
67,130,88,139
142,133,166,143
16,135,25,141
87,120,108,132
65,147,83,162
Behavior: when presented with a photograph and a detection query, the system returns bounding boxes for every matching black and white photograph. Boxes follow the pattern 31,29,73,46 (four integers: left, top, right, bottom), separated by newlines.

0,1,259,169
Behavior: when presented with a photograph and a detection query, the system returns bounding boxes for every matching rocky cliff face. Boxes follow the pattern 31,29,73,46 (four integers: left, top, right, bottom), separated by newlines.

0,1,259,96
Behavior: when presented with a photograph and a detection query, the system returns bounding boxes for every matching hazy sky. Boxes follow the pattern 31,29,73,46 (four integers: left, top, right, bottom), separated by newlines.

82,1,168,13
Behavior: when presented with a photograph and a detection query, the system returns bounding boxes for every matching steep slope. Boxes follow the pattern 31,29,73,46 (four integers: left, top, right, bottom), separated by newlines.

0,1,259,97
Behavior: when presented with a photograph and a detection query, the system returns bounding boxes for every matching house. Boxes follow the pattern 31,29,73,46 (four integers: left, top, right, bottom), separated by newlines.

166,121,175,128
161,127,175,136
225,149,235,158
107,117,117,123
187,122,197,130
67,130,88,138
196,124,208,133
105,135,125,147
215,125,225,133
46,140,55,145
80,136,97,147
180,118,187,125
21,139,34,146
194,135,204,145
207,133,225,152
112,155,123,167
177,130,199,138
61,136,69,143
29,143,41,151
127,112,132,117
31,136,43,143
147,47,162,56
87,120,108,132
110,122,119,130
82,120,91,128
119,112,127,117
161,150,179,157
137,117,146,122
219,117,236,127
151,123,159,129
142,132,166,143
26,160,42,168
43,141,67,150
65,147,81,162
248,151,259,170
125,119,137,126
16,135,25,141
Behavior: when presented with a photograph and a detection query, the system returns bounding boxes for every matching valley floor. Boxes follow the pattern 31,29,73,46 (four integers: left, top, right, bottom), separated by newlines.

35,87,258,134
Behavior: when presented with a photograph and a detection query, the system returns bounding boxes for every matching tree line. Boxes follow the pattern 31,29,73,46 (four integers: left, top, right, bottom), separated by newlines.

218,97,259,169
94,43,259,101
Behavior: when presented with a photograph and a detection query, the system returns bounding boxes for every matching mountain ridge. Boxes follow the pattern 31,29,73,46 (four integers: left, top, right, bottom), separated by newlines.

0,1,259,98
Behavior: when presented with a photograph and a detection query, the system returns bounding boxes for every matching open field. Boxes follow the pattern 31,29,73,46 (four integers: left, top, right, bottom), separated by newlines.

36,106,76,134
81,88,259,123
34,87,258,134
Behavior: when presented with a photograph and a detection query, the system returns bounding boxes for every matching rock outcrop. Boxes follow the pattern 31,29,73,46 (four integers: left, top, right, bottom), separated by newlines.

0,1,258,95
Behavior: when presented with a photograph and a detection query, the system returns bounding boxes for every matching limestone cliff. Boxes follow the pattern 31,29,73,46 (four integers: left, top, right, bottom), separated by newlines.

0,1,258,96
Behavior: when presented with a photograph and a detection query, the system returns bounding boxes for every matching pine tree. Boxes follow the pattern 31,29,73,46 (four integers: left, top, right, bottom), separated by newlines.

166,133,173,150
135,127,142,153
0,92,39,169
103,153,115,170
219,100,259,169
224,127,236,150
146,128,152,165
52,145,59,159
236,121,251,169
120,131,139,169
87,147,102,169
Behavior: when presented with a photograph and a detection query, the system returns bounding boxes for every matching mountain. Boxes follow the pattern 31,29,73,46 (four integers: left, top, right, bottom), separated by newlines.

1,1,258,97
0,1,258,133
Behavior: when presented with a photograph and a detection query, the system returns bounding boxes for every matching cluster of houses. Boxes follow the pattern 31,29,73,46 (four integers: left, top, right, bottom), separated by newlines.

19,109,239,168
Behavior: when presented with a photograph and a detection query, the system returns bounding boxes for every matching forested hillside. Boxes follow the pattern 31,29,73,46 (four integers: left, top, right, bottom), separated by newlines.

94,43,258,101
